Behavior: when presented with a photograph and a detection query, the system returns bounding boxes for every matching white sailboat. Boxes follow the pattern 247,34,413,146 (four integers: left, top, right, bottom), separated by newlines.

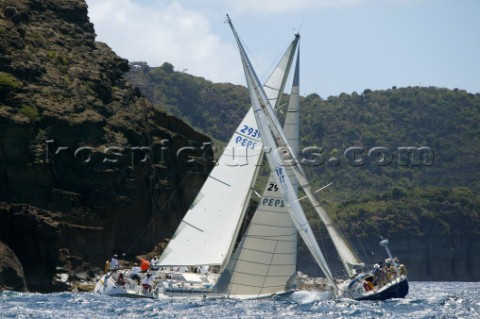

94,29,303,299
94,15,408,301
226,15,408,301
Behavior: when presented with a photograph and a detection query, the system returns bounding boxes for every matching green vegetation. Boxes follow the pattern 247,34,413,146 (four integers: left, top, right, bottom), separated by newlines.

126,62,480,236
19,104,40,121
126,62,250,141
320,186,480,238
0,71,20,94
47,51,68,66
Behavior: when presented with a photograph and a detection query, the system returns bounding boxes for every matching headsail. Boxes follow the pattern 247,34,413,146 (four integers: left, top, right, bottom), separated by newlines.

218,37,300,297
158,107,263,267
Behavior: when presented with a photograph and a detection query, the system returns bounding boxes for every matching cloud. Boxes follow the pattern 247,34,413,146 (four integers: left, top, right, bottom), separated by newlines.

86,0,243,84
212,0,364,14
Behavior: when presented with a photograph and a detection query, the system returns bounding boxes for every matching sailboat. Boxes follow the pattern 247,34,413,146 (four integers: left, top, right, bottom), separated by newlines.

94,27,303,299
94,15,408,301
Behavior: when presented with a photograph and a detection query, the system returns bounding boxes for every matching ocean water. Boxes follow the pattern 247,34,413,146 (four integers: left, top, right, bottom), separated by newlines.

1,282,479,319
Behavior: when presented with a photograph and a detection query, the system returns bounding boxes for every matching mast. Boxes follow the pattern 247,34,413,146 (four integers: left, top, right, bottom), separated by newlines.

227,15,338,292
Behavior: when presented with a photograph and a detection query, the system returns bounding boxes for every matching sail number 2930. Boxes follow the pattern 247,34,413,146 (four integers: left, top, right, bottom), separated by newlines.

240,125,260,138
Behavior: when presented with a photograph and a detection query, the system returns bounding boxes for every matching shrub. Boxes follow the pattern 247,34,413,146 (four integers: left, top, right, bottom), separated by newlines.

19,104,40,121
0,72,20,93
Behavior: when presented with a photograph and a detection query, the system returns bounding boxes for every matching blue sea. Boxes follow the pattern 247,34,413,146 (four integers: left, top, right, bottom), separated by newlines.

1,282,479,318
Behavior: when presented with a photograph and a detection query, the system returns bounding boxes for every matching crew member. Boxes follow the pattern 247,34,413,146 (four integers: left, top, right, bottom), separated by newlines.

142,274,153,293
130,263,141,284
139,257,150,272
110,254,119,271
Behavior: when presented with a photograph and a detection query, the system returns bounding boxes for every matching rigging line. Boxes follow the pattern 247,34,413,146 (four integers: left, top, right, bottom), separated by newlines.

355,231,371,266
126,165,197,253
320,232,331,269
337,220,362,261
297,15,304,34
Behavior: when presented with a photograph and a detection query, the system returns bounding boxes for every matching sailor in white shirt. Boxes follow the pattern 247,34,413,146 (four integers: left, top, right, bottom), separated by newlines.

109,254,119,271
130,263,141,284
150,256,159,270
141,274,153,293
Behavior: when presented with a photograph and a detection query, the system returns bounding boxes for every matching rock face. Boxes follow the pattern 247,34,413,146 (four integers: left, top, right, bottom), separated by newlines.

0,240,27,291
0,0,212,292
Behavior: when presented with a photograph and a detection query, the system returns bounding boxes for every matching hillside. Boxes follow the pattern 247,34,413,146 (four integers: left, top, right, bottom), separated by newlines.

0,0,212,292
127,62,480,280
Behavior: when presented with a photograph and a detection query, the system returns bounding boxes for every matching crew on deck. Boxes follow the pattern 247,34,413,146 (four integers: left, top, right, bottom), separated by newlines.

139,257,150,272
372,264,387,287
150,256,159,270
130,263,141,284
116,273,126,286
142,274,154,293
109,254,119,271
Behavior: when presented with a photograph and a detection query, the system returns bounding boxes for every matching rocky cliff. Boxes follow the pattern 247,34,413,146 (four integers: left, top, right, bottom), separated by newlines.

0,0,212,292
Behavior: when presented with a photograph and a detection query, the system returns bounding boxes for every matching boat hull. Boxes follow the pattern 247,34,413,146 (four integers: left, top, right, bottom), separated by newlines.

355,278,408,301
93,271,294,300
94,274,157,299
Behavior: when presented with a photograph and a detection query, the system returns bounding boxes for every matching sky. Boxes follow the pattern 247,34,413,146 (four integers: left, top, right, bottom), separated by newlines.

85,0,480,98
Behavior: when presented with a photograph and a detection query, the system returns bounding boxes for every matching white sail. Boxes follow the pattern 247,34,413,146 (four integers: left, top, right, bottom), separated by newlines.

227,16,338,290
158,107,263,266
263,35,299,111
220,38,300,297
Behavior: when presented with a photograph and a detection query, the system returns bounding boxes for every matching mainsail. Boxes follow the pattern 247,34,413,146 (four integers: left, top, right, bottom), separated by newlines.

218,38,300,297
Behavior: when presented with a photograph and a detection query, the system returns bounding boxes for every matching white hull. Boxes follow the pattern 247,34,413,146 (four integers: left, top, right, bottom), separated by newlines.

93,270,295,300
94,270,219,299
94,273,157,299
